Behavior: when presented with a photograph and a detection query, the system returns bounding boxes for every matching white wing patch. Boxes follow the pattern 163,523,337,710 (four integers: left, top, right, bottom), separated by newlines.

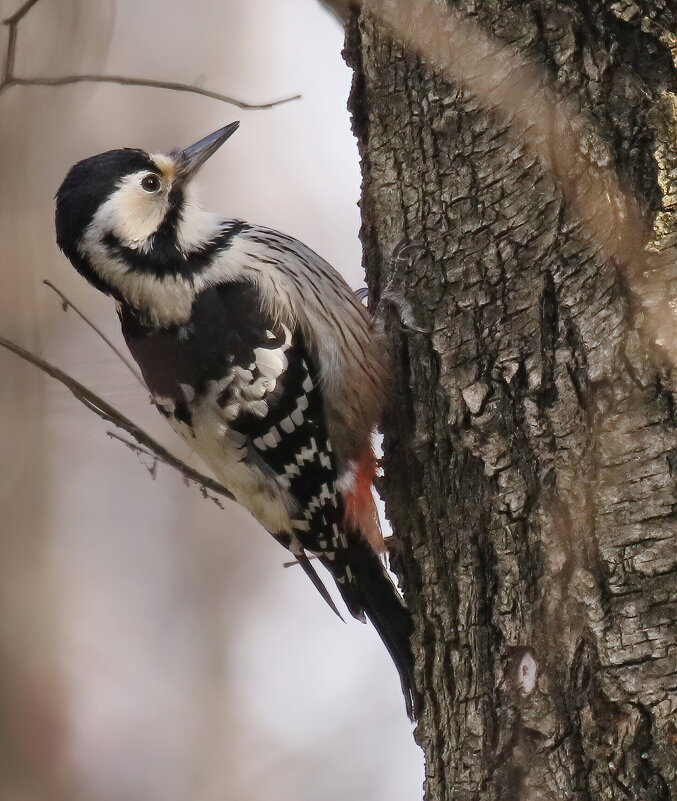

254,348,285,373
224,323,293,418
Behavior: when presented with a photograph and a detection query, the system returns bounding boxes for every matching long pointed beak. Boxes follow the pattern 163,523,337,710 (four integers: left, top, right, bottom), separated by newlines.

175,121,240,180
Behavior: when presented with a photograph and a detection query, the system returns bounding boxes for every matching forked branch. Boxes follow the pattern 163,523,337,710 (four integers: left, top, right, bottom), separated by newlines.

0,334,235,503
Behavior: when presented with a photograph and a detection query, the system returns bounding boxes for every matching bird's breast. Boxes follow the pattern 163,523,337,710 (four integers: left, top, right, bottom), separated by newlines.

117,280,285,424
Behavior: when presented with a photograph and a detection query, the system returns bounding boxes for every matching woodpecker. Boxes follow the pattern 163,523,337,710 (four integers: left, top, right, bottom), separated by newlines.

55,122,419,719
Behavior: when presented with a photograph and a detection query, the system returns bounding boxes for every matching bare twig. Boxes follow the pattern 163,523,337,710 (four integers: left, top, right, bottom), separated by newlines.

1,0,38,86
43,280,145,388
3,0,40,25
283,555,318,569
0,334,235,502
106,431,160,478
3,76,300,109
0,1,300,110
106,431,226,507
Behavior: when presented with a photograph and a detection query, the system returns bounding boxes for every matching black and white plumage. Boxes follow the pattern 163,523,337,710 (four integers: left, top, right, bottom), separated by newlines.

54,123,419,719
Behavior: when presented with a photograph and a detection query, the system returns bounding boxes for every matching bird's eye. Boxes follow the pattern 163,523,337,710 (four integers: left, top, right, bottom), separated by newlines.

141,173,161,193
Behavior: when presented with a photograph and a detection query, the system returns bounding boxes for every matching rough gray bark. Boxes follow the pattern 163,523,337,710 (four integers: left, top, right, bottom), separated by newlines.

344,2,677,799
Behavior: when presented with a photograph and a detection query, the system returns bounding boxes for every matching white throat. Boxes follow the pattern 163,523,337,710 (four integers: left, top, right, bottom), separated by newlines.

175,193,223,254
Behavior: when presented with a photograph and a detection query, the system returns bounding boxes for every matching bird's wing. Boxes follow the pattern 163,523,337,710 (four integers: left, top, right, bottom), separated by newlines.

219,292,354,562
191,282,365,617
122,279,363,617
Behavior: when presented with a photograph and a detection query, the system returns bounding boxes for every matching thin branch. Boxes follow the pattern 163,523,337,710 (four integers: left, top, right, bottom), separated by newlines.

0,0,300,111
0,334,235,502
43,280,145,388
283,555,317,569
107,431,159,479
105,431,225,508
3,0,40,26
0,0,36,86
2,75,301,109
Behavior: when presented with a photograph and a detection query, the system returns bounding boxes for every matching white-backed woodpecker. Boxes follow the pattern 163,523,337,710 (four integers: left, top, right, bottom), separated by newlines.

55,123,419,719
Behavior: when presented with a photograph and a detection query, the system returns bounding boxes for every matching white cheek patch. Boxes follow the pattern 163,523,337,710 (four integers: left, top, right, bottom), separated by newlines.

100,171,170,248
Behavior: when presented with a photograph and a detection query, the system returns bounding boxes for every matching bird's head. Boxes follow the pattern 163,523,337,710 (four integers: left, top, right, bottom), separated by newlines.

55,122,239,304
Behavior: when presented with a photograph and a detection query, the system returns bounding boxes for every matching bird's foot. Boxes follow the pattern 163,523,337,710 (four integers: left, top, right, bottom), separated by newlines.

376,239,432,334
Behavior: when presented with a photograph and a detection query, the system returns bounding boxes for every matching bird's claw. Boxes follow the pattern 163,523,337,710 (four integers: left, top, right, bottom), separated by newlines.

390,239,425,269
374,238,431,334
380,290,433,334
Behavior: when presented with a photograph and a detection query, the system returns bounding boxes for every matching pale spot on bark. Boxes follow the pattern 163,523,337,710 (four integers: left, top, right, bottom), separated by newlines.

462,381,489,414
517,651,538,695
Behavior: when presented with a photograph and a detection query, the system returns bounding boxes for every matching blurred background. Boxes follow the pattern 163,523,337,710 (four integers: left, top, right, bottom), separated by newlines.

0,0,423,798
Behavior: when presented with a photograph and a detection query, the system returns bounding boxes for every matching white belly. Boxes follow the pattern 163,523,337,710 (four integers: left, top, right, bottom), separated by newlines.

169,399,297,536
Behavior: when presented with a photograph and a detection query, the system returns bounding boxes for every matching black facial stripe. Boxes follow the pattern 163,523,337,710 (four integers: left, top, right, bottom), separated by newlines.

103,220,248,279
157,183,186,233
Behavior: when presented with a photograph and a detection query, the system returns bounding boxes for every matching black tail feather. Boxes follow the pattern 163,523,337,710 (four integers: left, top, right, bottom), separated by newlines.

333,531,421,721
296,551,345,622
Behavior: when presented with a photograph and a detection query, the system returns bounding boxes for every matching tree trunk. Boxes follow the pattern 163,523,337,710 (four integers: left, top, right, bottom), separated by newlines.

343,1,677,798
